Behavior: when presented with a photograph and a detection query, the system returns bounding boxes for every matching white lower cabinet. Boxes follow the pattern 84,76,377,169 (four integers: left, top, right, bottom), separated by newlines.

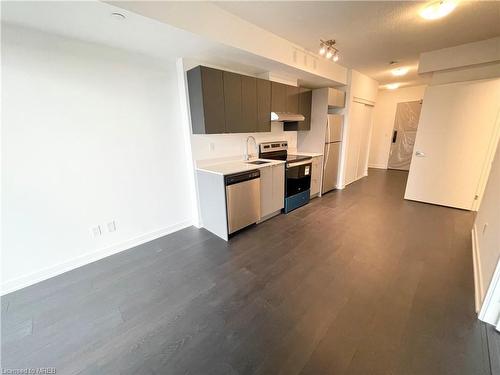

260,164,285,219
310,156,323,197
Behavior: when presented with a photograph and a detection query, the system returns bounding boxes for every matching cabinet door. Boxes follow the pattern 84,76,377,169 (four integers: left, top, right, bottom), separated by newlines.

223,71,243,133
241,75,258,133
187,66,225,134
257,79,271,132
272,164,285,211
298,88,312,130
260,166,274,217
328,87,346,108
286,85,299,114
310,156,322,196
271,82,287,113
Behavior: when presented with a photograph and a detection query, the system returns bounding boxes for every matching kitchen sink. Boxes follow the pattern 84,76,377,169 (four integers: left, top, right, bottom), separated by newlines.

246,160,271,165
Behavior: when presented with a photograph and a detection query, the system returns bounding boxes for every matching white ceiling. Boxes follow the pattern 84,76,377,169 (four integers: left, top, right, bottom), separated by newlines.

1,1,344,88
215,1,500,88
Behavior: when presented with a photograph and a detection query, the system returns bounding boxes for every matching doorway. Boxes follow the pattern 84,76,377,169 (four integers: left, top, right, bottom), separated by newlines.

387,100,422,170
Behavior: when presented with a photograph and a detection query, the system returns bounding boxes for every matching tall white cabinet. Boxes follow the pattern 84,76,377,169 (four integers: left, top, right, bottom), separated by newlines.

345,100,374,185
342,70,378,187
310,155,323,197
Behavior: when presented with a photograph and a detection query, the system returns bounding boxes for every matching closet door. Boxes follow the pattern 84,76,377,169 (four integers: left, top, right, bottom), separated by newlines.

345,101,364,185
356,104,373,179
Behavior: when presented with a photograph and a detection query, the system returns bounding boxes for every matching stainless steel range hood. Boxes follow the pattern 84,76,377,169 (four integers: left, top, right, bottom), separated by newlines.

271,112,305,122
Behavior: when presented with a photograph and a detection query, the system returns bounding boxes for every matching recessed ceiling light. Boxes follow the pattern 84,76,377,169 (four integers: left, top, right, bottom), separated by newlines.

392,67,409,76
386,83,400,90
420,0,457,20
111,12,126,21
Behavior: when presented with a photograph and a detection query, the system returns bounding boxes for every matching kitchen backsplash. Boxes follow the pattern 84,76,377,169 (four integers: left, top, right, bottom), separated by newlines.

190,122,297,161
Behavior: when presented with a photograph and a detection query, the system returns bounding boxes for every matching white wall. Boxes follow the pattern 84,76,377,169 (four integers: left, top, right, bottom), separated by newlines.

419,36,500,75
113,1,348,85
474,140,500,325
1,25,195,294
369,85,427,169
191,125,297,161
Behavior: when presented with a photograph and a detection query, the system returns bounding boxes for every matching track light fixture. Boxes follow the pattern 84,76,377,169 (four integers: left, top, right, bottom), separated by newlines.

319,39,340,62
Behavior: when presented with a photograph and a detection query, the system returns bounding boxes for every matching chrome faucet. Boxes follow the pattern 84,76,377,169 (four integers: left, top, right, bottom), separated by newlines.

244,136,258,161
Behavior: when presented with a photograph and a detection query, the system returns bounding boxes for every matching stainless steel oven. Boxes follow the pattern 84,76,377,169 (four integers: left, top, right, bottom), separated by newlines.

259,141,312,213
284,160,312,213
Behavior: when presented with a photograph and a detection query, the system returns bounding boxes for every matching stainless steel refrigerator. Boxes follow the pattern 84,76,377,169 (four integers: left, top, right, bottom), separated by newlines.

322,114,343,194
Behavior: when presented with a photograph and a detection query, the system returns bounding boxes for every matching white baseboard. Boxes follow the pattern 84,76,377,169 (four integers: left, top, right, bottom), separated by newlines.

368,163,387,169
1,220,192,295
471,225,483,312
479,257,500,326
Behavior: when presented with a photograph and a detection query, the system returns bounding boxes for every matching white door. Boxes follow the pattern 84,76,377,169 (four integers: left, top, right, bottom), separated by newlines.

345,101,374,185
357,104,373,179
345,101,364,185
405,79,500,210
388,101,422,170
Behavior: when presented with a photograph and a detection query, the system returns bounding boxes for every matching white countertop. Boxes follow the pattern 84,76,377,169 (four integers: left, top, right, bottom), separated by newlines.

294,151,323,158
196,158,285,176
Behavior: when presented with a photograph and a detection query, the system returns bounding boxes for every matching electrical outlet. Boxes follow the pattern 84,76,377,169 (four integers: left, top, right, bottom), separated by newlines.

91,225,102,238
209,142,215,152
107,220,117,233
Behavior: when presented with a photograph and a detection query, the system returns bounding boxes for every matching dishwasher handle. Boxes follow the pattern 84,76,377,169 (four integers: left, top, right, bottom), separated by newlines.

225,170,260,186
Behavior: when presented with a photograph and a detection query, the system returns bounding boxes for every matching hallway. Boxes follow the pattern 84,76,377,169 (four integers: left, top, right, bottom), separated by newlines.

1,169,493,374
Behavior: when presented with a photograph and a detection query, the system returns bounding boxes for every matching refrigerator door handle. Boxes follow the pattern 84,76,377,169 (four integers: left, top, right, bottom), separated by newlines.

325,118,330,143
322,143,329,192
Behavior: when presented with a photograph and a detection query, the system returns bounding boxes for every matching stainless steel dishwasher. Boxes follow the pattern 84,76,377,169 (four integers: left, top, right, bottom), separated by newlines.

225,170,261,234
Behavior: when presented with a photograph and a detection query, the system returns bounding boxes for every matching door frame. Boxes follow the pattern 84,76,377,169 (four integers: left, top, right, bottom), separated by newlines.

472,109,500,211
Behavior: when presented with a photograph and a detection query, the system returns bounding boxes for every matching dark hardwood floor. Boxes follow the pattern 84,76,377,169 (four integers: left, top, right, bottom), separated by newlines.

1,169,497,374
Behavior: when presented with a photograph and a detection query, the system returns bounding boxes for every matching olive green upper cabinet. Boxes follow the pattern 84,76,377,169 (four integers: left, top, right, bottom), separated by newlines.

223,71,244,133
286,85,299,114
187,66,225,134
284,87,312,131
256,79,271,132
271,82,287,113
241,75,258,133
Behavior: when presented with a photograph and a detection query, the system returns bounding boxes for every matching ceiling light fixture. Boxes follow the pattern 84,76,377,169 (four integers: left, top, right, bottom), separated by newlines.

386,83,400,90
111,12,126,21
392,67,409,76
419,0,457,20
319,39,340,62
